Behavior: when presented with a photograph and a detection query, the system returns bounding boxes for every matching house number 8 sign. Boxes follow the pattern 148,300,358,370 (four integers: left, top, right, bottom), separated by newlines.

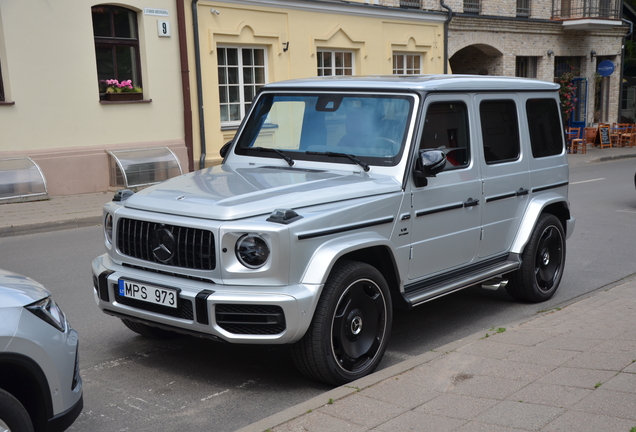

157,20,171,37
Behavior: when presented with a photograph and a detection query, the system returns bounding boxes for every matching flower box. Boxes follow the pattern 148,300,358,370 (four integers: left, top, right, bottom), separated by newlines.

104,92,143,102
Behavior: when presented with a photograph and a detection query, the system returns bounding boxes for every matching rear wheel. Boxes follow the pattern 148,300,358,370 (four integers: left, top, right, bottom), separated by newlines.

507,214,565,302
0,388,34,432
291,261,392,385
121,319,182,339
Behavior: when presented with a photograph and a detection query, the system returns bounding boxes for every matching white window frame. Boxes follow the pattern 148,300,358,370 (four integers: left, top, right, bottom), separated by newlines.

217,45,268,126
393,52,422,75
317,50,354,76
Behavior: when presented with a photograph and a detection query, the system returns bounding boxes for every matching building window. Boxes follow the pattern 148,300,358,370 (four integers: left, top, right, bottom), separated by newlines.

516,57,537,78
317,51,353,76
399,0,422,8
464,0,481,14
393,53,421,75
0,59,4,102
92,5,142,99
554,56,581,78
218,47,266,124
517,0,530,17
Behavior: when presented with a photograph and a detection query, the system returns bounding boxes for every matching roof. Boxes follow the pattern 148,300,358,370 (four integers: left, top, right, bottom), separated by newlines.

264,75,560,92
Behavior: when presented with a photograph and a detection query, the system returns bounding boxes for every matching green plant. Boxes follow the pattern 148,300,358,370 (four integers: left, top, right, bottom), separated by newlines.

556,64,579,123
100,79,142,94
594,382,602,389
327,398,334,404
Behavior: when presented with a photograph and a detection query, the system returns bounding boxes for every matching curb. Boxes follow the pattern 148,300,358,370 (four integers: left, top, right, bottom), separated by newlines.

0,216,102,238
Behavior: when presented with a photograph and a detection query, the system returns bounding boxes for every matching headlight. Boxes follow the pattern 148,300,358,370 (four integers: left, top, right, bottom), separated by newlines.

235,234,270,269
26,297,67,332
104,213,113,244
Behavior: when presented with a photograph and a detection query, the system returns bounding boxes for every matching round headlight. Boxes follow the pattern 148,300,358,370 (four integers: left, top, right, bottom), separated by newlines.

104,213,113,244
235,234,270,269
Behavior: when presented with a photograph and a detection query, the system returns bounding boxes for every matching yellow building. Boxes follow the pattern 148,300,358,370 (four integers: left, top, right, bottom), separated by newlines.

0,0,444,196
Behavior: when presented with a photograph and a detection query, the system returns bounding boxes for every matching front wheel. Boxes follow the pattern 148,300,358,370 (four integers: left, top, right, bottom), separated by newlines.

291,261,392,385
506,214,565,302
0,388,34,432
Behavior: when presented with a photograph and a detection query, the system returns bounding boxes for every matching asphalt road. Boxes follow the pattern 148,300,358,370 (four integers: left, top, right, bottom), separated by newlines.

0,158,635,431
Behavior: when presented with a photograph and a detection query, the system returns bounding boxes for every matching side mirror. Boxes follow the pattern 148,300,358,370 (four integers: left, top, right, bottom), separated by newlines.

220,140,233,159
413,149,446,187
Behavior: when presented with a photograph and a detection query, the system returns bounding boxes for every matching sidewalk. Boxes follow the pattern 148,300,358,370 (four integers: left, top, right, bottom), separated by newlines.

1,144,635,238
240,276,636,432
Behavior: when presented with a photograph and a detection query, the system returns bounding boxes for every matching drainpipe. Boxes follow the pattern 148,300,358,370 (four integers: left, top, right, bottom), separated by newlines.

619,18,633,123
176,0,194,172
192,0,207,169
440,0,453,74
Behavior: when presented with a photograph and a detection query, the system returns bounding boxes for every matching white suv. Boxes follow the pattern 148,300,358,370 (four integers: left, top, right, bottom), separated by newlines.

92,75,575,385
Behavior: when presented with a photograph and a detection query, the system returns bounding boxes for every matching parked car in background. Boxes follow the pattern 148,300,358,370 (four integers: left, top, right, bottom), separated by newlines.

93,75,574,385
0,269,83,432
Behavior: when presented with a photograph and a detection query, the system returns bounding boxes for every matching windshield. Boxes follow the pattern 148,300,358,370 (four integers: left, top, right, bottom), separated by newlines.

235,93,414,167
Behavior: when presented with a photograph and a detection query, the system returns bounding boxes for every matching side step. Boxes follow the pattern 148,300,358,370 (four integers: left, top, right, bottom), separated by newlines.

403,257,520,308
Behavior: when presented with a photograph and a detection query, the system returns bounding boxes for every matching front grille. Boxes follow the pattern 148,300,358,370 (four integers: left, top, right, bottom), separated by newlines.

115,292,194,320
216,304,286,335
117,218,216,270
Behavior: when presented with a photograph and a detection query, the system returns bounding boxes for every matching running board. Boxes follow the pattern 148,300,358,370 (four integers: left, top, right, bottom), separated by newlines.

403,258,520,308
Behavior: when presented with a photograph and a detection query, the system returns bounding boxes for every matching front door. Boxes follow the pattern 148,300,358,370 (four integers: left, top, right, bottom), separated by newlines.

408,95,482,281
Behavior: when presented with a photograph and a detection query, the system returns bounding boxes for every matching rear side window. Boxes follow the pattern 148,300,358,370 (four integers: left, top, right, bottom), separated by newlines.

479,100,520,164
420,101,470,170
526,98,563,158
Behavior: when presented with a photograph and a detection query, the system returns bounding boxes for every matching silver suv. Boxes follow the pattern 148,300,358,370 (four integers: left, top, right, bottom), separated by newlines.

0,269,83,431
92,75,575,385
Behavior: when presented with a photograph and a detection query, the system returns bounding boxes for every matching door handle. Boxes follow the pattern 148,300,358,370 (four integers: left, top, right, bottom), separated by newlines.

464,198,480,207
516,188,529,196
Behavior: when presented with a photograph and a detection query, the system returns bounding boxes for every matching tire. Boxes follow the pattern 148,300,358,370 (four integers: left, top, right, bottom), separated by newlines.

121,319,182,339
291,261,392,385
506,214,565,302
0,388,34,432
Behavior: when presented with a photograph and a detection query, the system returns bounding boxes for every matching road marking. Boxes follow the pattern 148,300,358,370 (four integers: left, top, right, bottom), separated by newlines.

617,209,636,214
570,178,605,185
201,389,229,401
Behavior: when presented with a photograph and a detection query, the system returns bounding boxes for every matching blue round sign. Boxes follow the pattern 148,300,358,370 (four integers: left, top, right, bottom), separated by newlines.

597,60,615,77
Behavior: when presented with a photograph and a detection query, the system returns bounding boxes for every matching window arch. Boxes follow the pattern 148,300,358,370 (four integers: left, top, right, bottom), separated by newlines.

91,5,142,99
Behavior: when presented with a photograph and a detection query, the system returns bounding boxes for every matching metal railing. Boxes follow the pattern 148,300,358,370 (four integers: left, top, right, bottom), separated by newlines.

517,0,530,17
552,0,621,20
400,0,422,8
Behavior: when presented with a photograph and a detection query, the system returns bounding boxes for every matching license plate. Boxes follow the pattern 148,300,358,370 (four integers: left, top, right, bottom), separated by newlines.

118,279,178,309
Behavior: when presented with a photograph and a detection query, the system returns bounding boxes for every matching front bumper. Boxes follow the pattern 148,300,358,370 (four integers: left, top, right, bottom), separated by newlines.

91,254,322,344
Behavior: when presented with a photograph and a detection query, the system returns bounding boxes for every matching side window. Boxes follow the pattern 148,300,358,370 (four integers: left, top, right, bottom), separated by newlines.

92,5,143,100
526,98,563,157
420,101,470,170
218,47,266,125
317,50,353,76
479,100,520,164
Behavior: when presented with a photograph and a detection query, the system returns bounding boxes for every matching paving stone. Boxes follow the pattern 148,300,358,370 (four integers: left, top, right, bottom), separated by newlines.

478,359,554,381
541,410,636,432
359,375,440,409
506,382,591,408
415,393,499,420
373,410,466,432
455,340,524,360
589,338,636,353
536,366,617,389
562,351,636,371
536,335,604,352
572,389,636,420
474,400,563,430
317,394,408,428
602,372,636,393
484,329,553,347
448,374,530,400
272,410,366,432
454,422,528,432
506,346,578,367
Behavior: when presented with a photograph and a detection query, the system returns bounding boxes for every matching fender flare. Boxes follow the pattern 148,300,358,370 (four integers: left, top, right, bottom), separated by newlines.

510,193,572,254
301,231,397,286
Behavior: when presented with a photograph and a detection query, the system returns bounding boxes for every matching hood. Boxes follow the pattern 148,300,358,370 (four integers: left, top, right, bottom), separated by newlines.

0,269,50,308
123,164,402,220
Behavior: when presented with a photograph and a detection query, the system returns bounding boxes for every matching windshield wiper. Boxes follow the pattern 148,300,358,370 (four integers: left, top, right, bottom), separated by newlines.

251,147,295,167
306,151,370,172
